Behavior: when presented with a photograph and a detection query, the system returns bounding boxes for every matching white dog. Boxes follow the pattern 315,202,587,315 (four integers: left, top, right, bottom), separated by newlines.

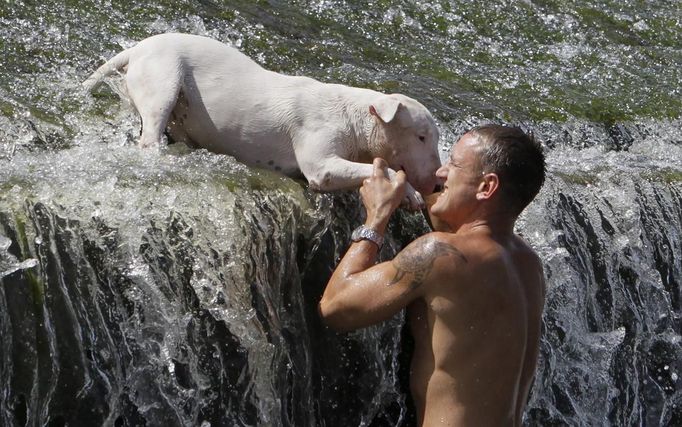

83,33,441,208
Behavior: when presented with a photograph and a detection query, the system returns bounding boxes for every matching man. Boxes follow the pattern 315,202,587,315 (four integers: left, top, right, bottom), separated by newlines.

319,124,546,426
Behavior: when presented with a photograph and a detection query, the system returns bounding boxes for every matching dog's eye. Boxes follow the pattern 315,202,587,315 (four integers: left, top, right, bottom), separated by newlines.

418,136,425,142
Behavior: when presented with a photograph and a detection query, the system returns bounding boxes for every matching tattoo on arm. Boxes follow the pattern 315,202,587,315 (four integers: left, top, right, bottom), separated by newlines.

389,240,467,292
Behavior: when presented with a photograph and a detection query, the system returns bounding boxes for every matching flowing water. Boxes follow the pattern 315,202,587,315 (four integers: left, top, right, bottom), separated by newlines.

1,1,680,425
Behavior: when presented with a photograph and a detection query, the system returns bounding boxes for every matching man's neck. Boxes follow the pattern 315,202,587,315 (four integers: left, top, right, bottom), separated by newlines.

449,210,517,238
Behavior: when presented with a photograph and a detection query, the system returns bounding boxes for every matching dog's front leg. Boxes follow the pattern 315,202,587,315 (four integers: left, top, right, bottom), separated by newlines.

296,149,425,210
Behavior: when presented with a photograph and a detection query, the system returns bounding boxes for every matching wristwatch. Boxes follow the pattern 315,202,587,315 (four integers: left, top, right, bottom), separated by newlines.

351,225,384,249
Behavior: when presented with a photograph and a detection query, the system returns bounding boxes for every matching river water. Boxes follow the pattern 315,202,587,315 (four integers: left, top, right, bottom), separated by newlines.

1,1,680,426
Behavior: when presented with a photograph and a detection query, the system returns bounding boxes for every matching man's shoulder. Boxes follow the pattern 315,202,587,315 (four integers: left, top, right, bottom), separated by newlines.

393,233,468,277
511,234,543,267
407,232,468,262
429,231,528,277
427,230,497,257
393,233,471,286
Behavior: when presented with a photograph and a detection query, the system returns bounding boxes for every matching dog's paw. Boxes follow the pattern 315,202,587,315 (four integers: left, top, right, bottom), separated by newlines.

402,186,425,211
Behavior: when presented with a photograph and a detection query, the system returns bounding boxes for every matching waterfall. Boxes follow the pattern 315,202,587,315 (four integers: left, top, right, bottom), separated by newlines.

0,144,435,425
1,1,680,425
521,145,682,425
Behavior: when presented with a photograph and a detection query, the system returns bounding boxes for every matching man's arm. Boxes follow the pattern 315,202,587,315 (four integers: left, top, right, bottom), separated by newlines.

319,234,464,332
318,157,405,331
318,157,462,332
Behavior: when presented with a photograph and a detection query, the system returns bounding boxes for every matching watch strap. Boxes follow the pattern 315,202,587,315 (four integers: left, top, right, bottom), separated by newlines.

351,225,384,248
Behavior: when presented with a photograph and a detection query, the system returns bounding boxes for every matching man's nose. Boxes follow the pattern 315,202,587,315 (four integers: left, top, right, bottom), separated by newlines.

432,168,446,192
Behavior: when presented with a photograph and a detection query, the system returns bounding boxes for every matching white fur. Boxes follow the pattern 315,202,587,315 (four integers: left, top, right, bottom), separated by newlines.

83,33,441,208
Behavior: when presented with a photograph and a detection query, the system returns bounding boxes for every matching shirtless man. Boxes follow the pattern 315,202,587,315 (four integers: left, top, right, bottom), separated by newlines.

319,124,546,426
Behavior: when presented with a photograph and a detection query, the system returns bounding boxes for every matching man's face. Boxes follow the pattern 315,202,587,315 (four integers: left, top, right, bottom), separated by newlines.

430,133,483,222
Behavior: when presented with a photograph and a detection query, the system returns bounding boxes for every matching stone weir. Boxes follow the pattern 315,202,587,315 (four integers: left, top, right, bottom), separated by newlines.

0,145,428,426
1,144,681,426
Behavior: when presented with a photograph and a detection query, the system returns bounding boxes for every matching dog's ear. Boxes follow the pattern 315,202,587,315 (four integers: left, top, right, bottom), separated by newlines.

369,97,402,123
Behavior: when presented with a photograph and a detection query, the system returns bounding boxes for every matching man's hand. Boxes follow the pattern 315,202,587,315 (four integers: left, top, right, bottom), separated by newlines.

360,158,407,233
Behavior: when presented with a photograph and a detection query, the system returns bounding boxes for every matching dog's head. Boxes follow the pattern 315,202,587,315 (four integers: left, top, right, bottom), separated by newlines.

369,94,441,196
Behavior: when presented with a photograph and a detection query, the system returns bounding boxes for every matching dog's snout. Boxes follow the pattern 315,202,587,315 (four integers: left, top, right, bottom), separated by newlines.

412,178,439,197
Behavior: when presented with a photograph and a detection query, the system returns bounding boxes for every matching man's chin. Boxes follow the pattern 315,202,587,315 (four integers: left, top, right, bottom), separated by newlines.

424,191,442,207
423,197,451,232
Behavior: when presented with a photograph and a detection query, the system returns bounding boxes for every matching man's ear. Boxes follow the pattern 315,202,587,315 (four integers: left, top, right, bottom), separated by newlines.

476,173,500,200
369,97,402,123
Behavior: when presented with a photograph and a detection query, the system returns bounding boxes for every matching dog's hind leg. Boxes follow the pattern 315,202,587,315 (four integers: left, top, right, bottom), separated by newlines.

165,92,195,146
125,58,182,148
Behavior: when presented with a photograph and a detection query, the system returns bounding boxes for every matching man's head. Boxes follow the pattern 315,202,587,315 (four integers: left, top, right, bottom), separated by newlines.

430,124,545,226
469,124,545,216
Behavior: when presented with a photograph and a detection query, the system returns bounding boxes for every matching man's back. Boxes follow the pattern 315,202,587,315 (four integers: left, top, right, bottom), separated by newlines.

408,229,545,426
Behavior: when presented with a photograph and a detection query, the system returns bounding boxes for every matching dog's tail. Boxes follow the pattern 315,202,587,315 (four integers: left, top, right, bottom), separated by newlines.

82,48,132,92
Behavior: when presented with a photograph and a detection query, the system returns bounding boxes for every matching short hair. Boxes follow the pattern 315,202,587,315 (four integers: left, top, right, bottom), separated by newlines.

470,124,546,216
